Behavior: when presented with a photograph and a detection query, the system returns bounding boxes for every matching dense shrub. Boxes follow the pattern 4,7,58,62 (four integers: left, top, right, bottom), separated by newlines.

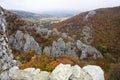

104,53,117,63
19,54,53,70
96,59,110,73
95,44,108,54
108,67,120,80
17,50,36,63
62,55,80,65
46,61,59,72
19,54,80,72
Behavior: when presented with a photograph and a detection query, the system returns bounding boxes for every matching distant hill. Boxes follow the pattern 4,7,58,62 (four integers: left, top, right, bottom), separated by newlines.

9,10,52,19
9,10,78,19
50,6,120,55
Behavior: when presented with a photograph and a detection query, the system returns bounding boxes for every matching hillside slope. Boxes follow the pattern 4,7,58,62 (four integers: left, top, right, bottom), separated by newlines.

50,6,120,56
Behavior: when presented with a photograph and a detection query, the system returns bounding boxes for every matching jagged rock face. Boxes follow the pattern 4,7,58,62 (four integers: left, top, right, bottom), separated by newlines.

65,42,78,57
9,30,42,54
36,28,49,37
43,46,51,54
76,40,103,59
0,7,14,80
51,38,66,57
44,38,77,58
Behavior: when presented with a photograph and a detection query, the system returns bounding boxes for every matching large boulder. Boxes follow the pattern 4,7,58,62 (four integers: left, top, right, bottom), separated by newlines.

70,65,93,80
50,63,73,80
9,30,42,54
9,64,104,80
70,65,82,80
50,63,94,80
32,71,50,80
0,6,14,80
76,40,103,59
83,65,104,80
10,70,34,80
24,68,40,75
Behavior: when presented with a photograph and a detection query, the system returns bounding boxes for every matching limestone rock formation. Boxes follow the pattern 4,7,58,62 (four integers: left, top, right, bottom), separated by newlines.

47,38,77,58
0,6,14,80
10,69,34,80
9,30,42,54
32,71,50,80
43,46,51,54
9,64,104,80
23,68,40,75
70,65,82,80
50,63,73,80
83,65,105,80
84,10,96,21
51,38,66,57
65,42,78,57
50,64,93,80
81,25,95,44
76,40,103,59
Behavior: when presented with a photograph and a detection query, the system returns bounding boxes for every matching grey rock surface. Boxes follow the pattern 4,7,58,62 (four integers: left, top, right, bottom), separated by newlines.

81,25,95,44
43,46,51,54
24,33,42,54
84,10,96,21
76,40,103,59
9,30,42,54
32,71,50,80
51,38,66,57
83,65,105,80
0,7,14,80
9,64,104,80
65,42,78,58
50,64,73,80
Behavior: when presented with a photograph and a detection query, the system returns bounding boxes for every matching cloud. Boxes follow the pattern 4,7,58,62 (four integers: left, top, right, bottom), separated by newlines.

0,0,120,12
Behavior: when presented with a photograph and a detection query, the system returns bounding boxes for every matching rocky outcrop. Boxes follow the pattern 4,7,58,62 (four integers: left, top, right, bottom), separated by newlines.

51,38,66,57
0,6,14,80
43,37,102,59
81,25,95,44
43,46,51,54
65,42,77,57
76,40,103,59
84,10,96,21
50,64,93,80
9,64,104,80
9,30,42,54
43,38,78,58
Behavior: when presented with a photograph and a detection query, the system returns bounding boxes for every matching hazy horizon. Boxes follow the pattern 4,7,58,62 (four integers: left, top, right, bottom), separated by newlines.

0,0,120,13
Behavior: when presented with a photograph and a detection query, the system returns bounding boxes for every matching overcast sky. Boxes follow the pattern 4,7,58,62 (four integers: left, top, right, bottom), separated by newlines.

0,0,120,13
